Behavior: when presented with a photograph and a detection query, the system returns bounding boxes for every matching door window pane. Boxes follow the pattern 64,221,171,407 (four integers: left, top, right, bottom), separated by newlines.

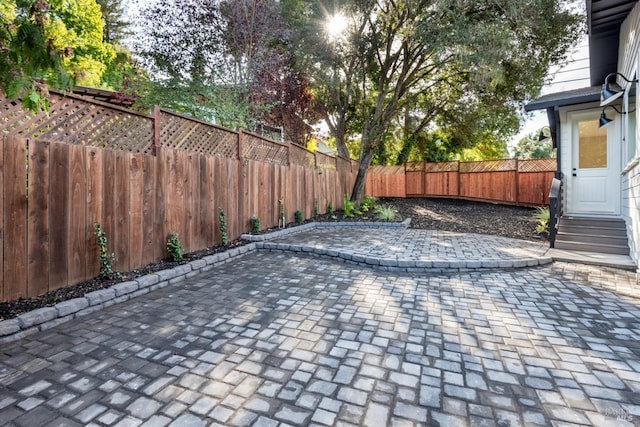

578,119,607,168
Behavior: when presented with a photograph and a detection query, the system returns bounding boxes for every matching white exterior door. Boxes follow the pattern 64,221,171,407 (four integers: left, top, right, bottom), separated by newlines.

568,111,620,215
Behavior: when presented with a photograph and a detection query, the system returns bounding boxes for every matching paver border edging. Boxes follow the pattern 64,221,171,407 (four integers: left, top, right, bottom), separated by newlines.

240,218,412,242
0,243,258,345
256,243,553,274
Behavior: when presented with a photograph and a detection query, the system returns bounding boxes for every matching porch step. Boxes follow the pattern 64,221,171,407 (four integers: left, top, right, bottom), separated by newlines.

555,217,629,256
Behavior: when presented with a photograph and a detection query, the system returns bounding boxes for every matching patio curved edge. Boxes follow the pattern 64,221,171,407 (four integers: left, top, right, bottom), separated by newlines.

258,242,553,273
0,243,259,346
240,218,411,242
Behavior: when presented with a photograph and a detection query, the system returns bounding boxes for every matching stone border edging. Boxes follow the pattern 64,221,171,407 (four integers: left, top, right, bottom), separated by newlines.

0,243,257,345
240,218,412,242
258,242,553,273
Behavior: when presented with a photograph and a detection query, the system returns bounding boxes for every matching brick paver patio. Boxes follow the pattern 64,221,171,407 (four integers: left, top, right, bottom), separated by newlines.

1,248,639,426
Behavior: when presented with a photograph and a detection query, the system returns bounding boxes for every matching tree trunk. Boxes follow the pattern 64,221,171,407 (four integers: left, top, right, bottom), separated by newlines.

350,145,376,203
335,120,350,159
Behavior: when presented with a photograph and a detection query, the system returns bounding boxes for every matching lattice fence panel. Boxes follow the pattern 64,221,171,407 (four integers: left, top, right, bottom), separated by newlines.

290,144,315,167
1,93,154,153
459,159,517,173
518,158,557,172
241,131,288,165
159,110,238,158
424,161,459,172
368,165,405,175
316,152,336,170
405,161,425,171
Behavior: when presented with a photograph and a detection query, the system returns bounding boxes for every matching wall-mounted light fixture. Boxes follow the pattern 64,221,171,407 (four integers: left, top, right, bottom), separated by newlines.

599,105,622,128
600,72,638,106
537,126,551,142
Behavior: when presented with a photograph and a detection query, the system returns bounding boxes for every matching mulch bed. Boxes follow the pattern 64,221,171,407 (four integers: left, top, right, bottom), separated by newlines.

0,198,546,321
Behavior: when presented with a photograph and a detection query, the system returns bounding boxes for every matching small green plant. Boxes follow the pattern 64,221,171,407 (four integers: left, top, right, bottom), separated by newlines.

219,208,228,245
375,206,397,221
295,210,303,224
250,215,261,234
313,199,319,220
360,195,377,212
327,202,333,216
343,195,357,218
533,207,550,234
94,222,115,278
167,232,183,262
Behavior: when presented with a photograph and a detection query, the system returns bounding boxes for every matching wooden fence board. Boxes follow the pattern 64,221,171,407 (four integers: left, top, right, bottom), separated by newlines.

141,154,157,266
129,154,144,270
27,139,50,297
155,148,166,260
85,147,104,279
0,137,4,301
187,153,200,252
4,137,27,300
114,151,131,272
49,143,69,291
199,155,214,248
67,144,87,285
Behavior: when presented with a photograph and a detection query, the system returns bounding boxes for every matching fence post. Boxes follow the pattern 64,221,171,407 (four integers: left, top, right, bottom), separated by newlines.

153,106,161,155
287,142,291,166
457,160,461,197
238,129,243,161
514,158,519,204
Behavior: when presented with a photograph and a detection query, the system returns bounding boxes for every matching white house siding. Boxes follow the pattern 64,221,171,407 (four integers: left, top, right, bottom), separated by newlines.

619,3,640,264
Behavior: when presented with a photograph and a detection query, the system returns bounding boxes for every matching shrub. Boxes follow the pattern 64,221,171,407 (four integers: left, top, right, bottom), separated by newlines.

219,208,228,245
375,206,397,221
250,215,261,234
94,222,115,278
167,232,183,262
361,195,377,212
343,195,356,218
533,207,550,234
327,202,333,216
313,199,319,220
295,210,303,224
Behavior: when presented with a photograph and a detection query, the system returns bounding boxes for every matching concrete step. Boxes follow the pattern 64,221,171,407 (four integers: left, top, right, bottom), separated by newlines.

555,231,628,246
554,240,630,255
557,225,627,237
559,217,626,229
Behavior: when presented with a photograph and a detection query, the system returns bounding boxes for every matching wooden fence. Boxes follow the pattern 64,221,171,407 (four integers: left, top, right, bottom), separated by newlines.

365,158,556,206
0,93,356,302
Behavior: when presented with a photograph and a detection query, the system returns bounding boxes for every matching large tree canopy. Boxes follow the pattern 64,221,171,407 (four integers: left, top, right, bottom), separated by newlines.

133,0,318,138
285,0,581,201
0,0,117,109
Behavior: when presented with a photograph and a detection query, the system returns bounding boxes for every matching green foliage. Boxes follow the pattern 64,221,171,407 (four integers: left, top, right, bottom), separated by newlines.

533,207,550,234
313,199,319,220
327,202,333,216
294,210,303,224
218,208,228,245
512,129,556,159
167,232,183,262
343,195,357,218
96,0,131,44
374,206,398,222
250,216,261,234
94,222,115,278
360,196,377,212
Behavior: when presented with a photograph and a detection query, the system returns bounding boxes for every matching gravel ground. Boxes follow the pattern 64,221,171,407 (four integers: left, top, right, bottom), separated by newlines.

0,197,545,320
381,197,544,242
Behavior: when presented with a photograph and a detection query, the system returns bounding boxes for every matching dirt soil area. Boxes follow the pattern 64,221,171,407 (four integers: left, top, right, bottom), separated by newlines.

0,197,545,320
